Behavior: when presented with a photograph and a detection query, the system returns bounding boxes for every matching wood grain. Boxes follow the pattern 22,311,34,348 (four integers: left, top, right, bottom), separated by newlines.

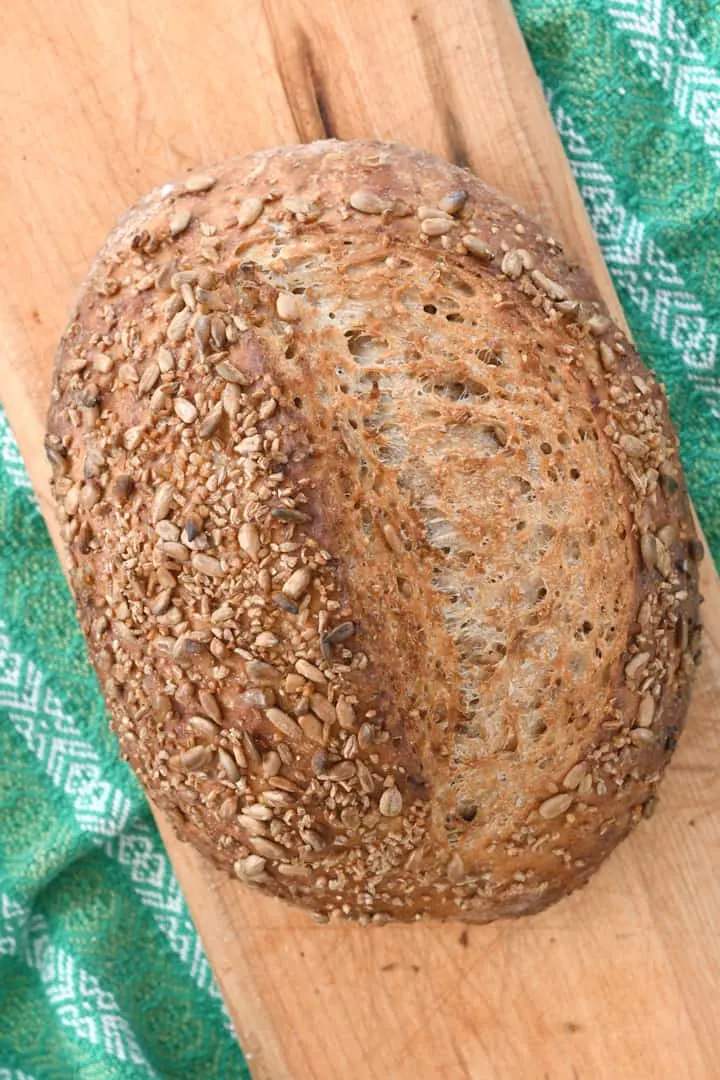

1,1,718,1077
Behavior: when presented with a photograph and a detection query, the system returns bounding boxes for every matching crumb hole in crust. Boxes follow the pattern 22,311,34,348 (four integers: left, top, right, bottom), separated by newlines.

431,378,489,402
346,331,385,362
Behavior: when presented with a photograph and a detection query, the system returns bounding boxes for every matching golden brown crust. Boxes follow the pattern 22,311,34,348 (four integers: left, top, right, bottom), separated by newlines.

47,140,702,924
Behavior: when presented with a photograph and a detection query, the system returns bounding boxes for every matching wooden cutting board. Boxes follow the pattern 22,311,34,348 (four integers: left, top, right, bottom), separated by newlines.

1,2,718,1077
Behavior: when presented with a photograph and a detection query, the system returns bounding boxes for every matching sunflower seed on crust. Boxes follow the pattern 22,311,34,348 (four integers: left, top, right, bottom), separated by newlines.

349,189,387,214
184,173,216,193
538,793,573,819
266,707,302,739
379,787,403,817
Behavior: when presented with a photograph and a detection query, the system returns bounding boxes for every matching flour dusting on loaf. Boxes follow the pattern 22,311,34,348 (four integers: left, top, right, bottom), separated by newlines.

47,141,702,923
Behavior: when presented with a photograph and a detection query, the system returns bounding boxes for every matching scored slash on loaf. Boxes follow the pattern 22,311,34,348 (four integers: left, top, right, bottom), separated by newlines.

46,140,702,924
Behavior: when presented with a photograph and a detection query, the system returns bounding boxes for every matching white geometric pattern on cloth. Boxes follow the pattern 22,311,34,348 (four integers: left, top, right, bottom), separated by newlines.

0,606,232,1026
22,913,159,1075
1,892,154,1072
103,825,224,1001
0,622,132,840
547,92,720,418
1,893,29,958
0,412,32,492
608,0,720,164
0,1070,38,1080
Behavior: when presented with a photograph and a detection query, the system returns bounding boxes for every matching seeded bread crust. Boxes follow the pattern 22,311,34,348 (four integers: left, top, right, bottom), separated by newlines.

47,140,702,924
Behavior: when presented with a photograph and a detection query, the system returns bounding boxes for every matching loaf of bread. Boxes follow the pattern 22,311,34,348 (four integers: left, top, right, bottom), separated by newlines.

47,140,702,923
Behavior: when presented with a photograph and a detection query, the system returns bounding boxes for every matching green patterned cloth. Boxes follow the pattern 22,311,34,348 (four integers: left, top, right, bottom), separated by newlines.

1,3,718,1077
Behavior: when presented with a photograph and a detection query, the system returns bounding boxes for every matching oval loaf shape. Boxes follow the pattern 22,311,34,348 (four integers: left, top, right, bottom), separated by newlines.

47,140,702,924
